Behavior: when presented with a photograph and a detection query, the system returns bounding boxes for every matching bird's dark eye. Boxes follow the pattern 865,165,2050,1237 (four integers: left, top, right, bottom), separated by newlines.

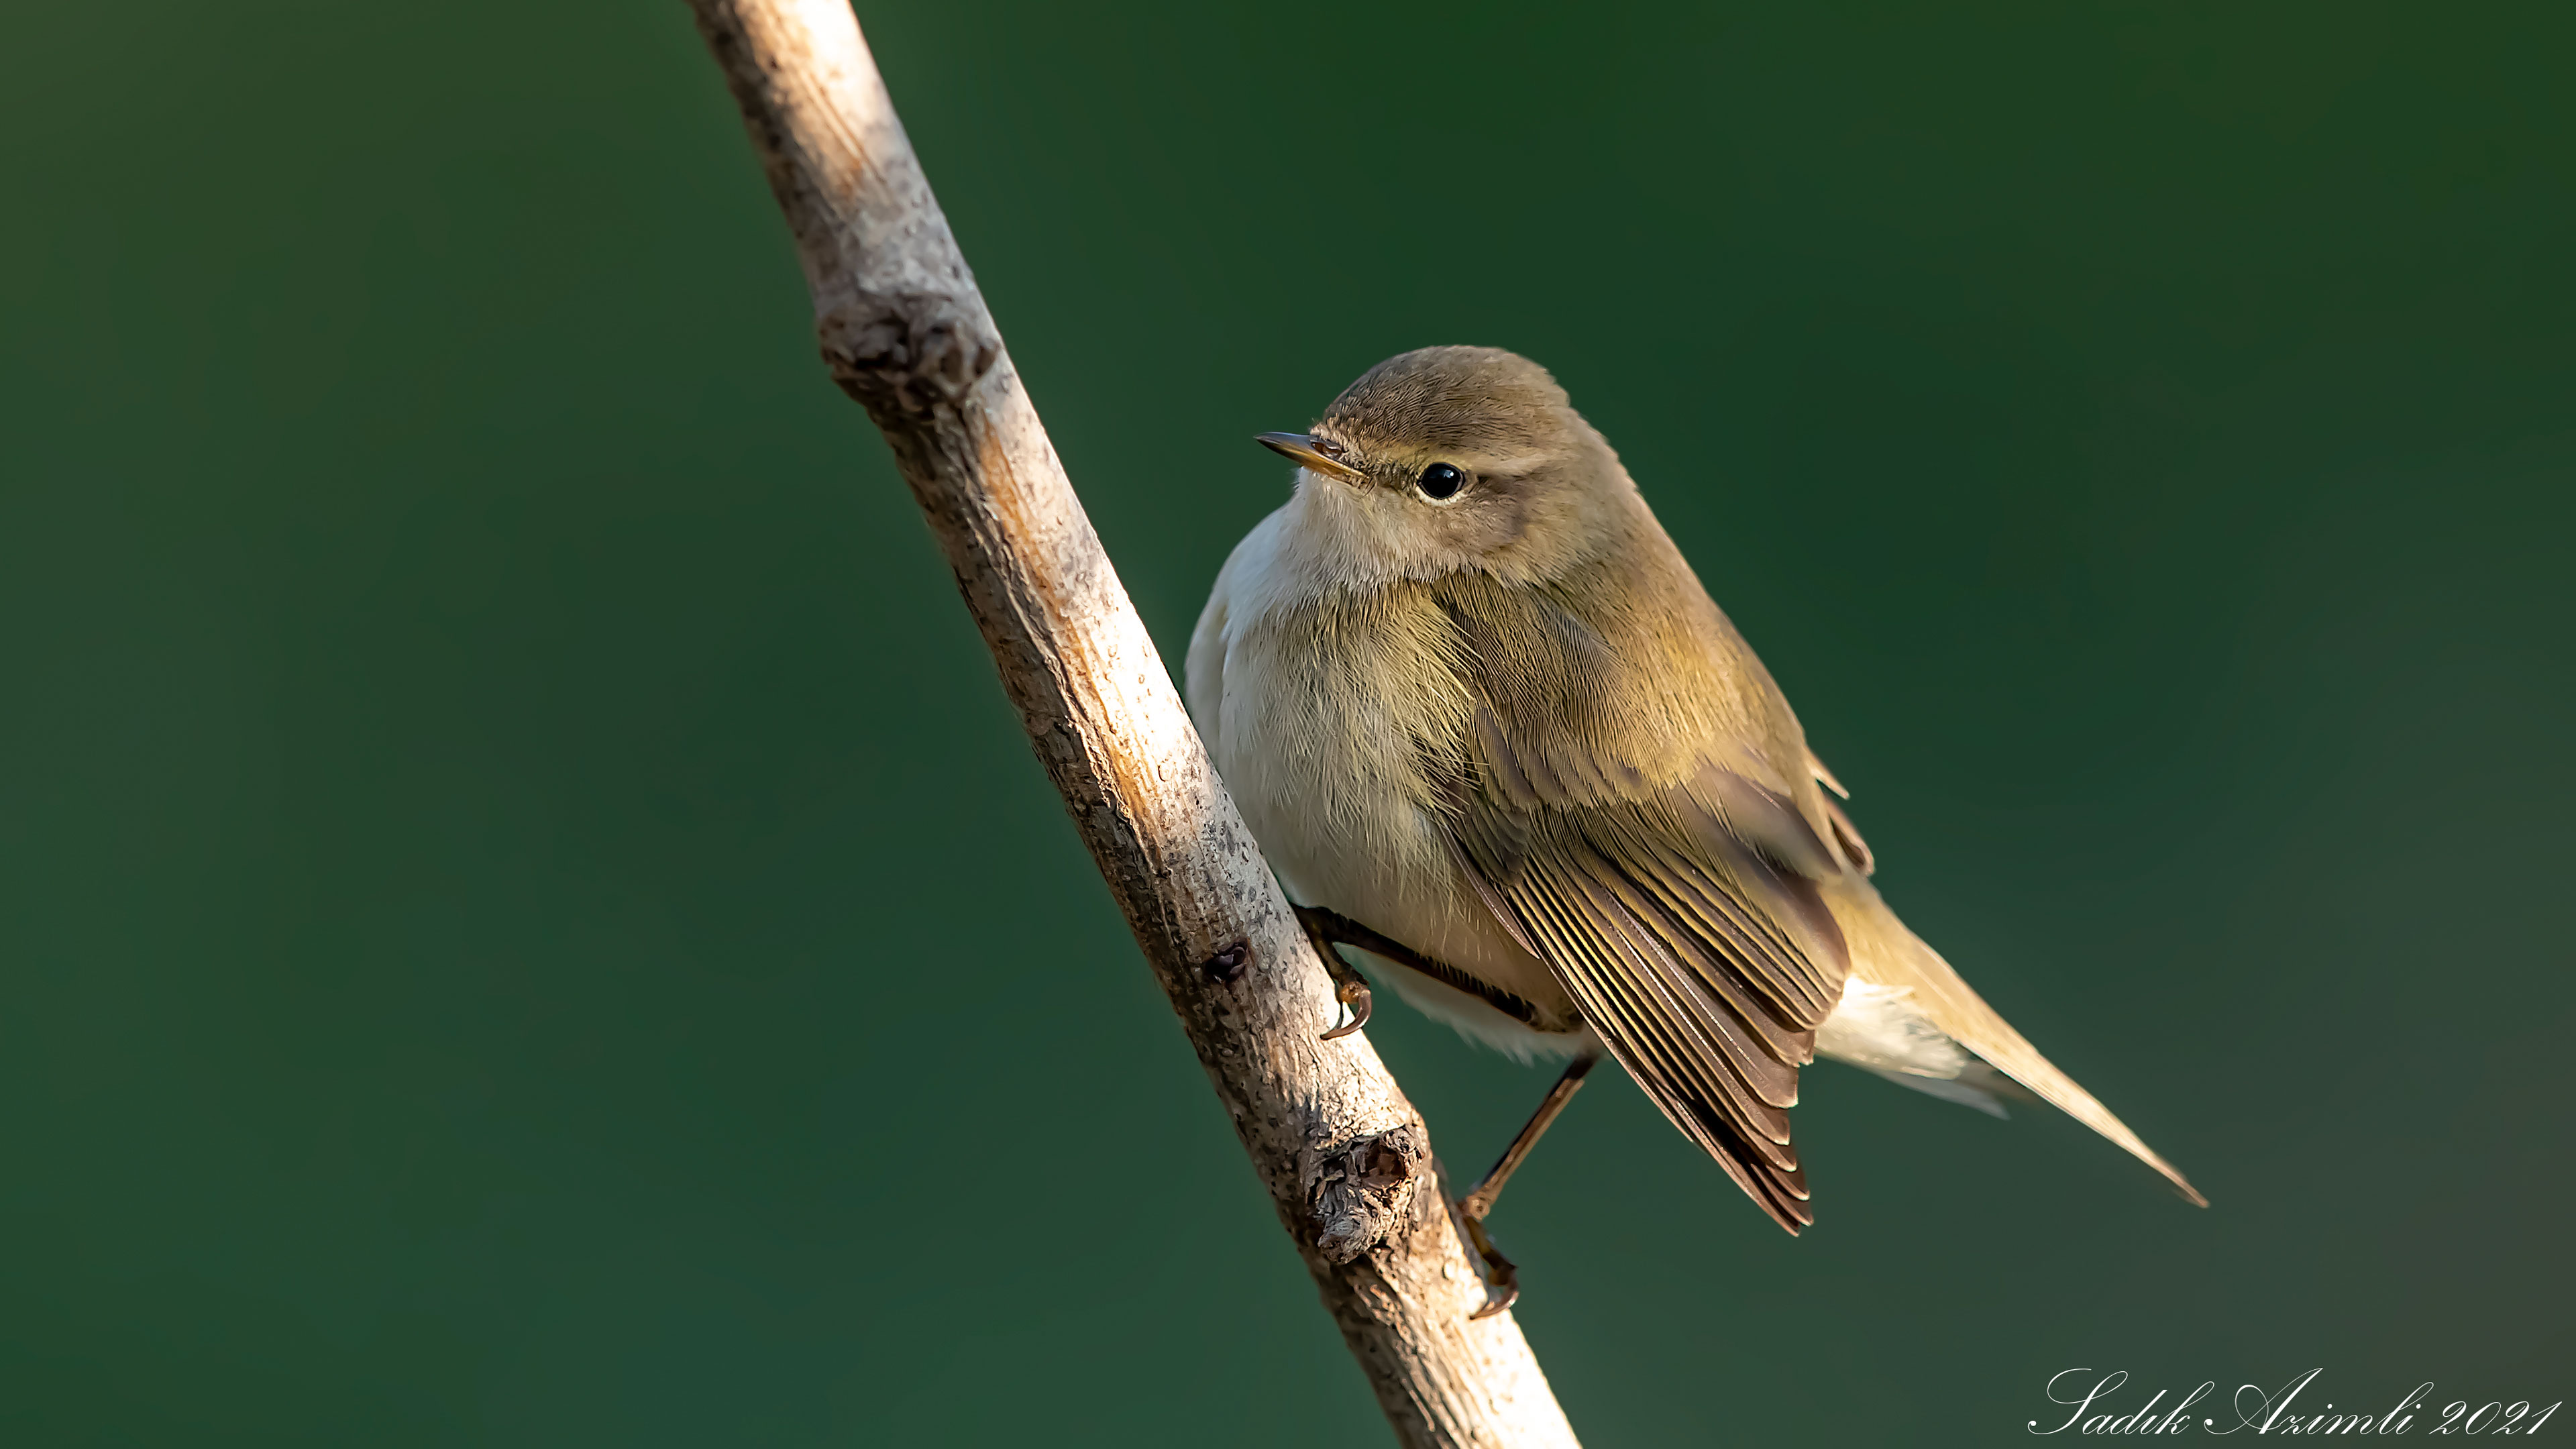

1415,463,1466,501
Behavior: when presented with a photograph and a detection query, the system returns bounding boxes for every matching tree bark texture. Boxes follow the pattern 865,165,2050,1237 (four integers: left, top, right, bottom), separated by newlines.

684,3,1582,1445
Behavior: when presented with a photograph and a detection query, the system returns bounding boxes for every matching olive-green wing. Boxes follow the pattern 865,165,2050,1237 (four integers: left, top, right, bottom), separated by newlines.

1431,563,1856,1232
1452,754,1851,1230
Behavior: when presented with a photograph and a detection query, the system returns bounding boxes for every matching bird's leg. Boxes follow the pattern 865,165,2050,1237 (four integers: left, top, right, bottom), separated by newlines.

1292,905,1378,1041
1462,1051,1600,1221
1458,1051,1601,1320
1292,904,1545,1044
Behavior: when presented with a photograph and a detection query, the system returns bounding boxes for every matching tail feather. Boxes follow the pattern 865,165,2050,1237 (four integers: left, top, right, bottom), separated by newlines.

1826,883,2209,1208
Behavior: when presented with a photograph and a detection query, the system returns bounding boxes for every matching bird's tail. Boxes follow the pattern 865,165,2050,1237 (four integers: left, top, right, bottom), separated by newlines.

1825,881,2208,1208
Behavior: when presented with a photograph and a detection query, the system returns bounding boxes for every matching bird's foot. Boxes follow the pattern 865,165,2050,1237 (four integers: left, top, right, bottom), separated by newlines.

1293,905,1375,1040
1322,975,1374,1041
1456,1201,1519,1320
1448,1053,1598,1320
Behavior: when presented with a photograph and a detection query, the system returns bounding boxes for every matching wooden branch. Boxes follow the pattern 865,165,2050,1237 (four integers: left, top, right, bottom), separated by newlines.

683,3,1582,1444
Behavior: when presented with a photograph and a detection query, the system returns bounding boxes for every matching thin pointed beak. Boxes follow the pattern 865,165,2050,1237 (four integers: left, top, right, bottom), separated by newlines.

1254,431,1367,484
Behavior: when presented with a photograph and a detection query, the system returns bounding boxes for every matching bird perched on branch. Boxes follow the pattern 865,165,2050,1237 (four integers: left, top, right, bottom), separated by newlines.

1187,345,2203,1316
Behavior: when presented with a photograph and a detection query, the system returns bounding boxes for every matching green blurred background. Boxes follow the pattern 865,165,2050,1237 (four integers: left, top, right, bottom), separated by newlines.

4,1,2569,1442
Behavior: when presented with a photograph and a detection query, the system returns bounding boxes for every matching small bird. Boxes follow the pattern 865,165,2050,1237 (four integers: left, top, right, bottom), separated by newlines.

1187,345,2203,1314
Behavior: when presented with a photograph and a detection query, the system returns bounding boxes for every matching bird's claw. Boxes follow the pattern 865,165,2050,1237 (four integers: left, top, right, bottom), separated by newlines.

1295,904,1377,1042
1458,1202,1520,1320
1320,977,1373,1040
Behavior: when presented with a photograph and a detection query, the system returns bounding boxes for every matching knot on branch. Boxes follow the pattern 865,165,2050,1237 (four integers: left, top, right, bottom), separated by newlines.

1198,940,1250,985
816,289,1001,420
1310,1124,1427,1265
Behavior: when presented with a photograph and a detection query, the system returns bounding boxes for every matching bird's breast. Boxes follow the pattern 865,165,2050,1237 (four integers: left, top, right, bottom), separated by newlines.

1212,589,1462,913
1207,582,1574,1031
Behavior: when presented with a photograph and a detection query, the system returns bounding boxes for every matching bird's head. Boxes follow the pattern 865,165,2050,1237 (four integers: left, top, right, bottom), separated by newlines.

1256,346,1634,586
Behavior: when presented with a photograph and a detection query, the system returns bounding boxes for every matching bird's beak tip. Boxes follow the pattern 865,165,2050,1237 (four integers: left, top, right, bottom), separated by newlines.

1254,431,1364,483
